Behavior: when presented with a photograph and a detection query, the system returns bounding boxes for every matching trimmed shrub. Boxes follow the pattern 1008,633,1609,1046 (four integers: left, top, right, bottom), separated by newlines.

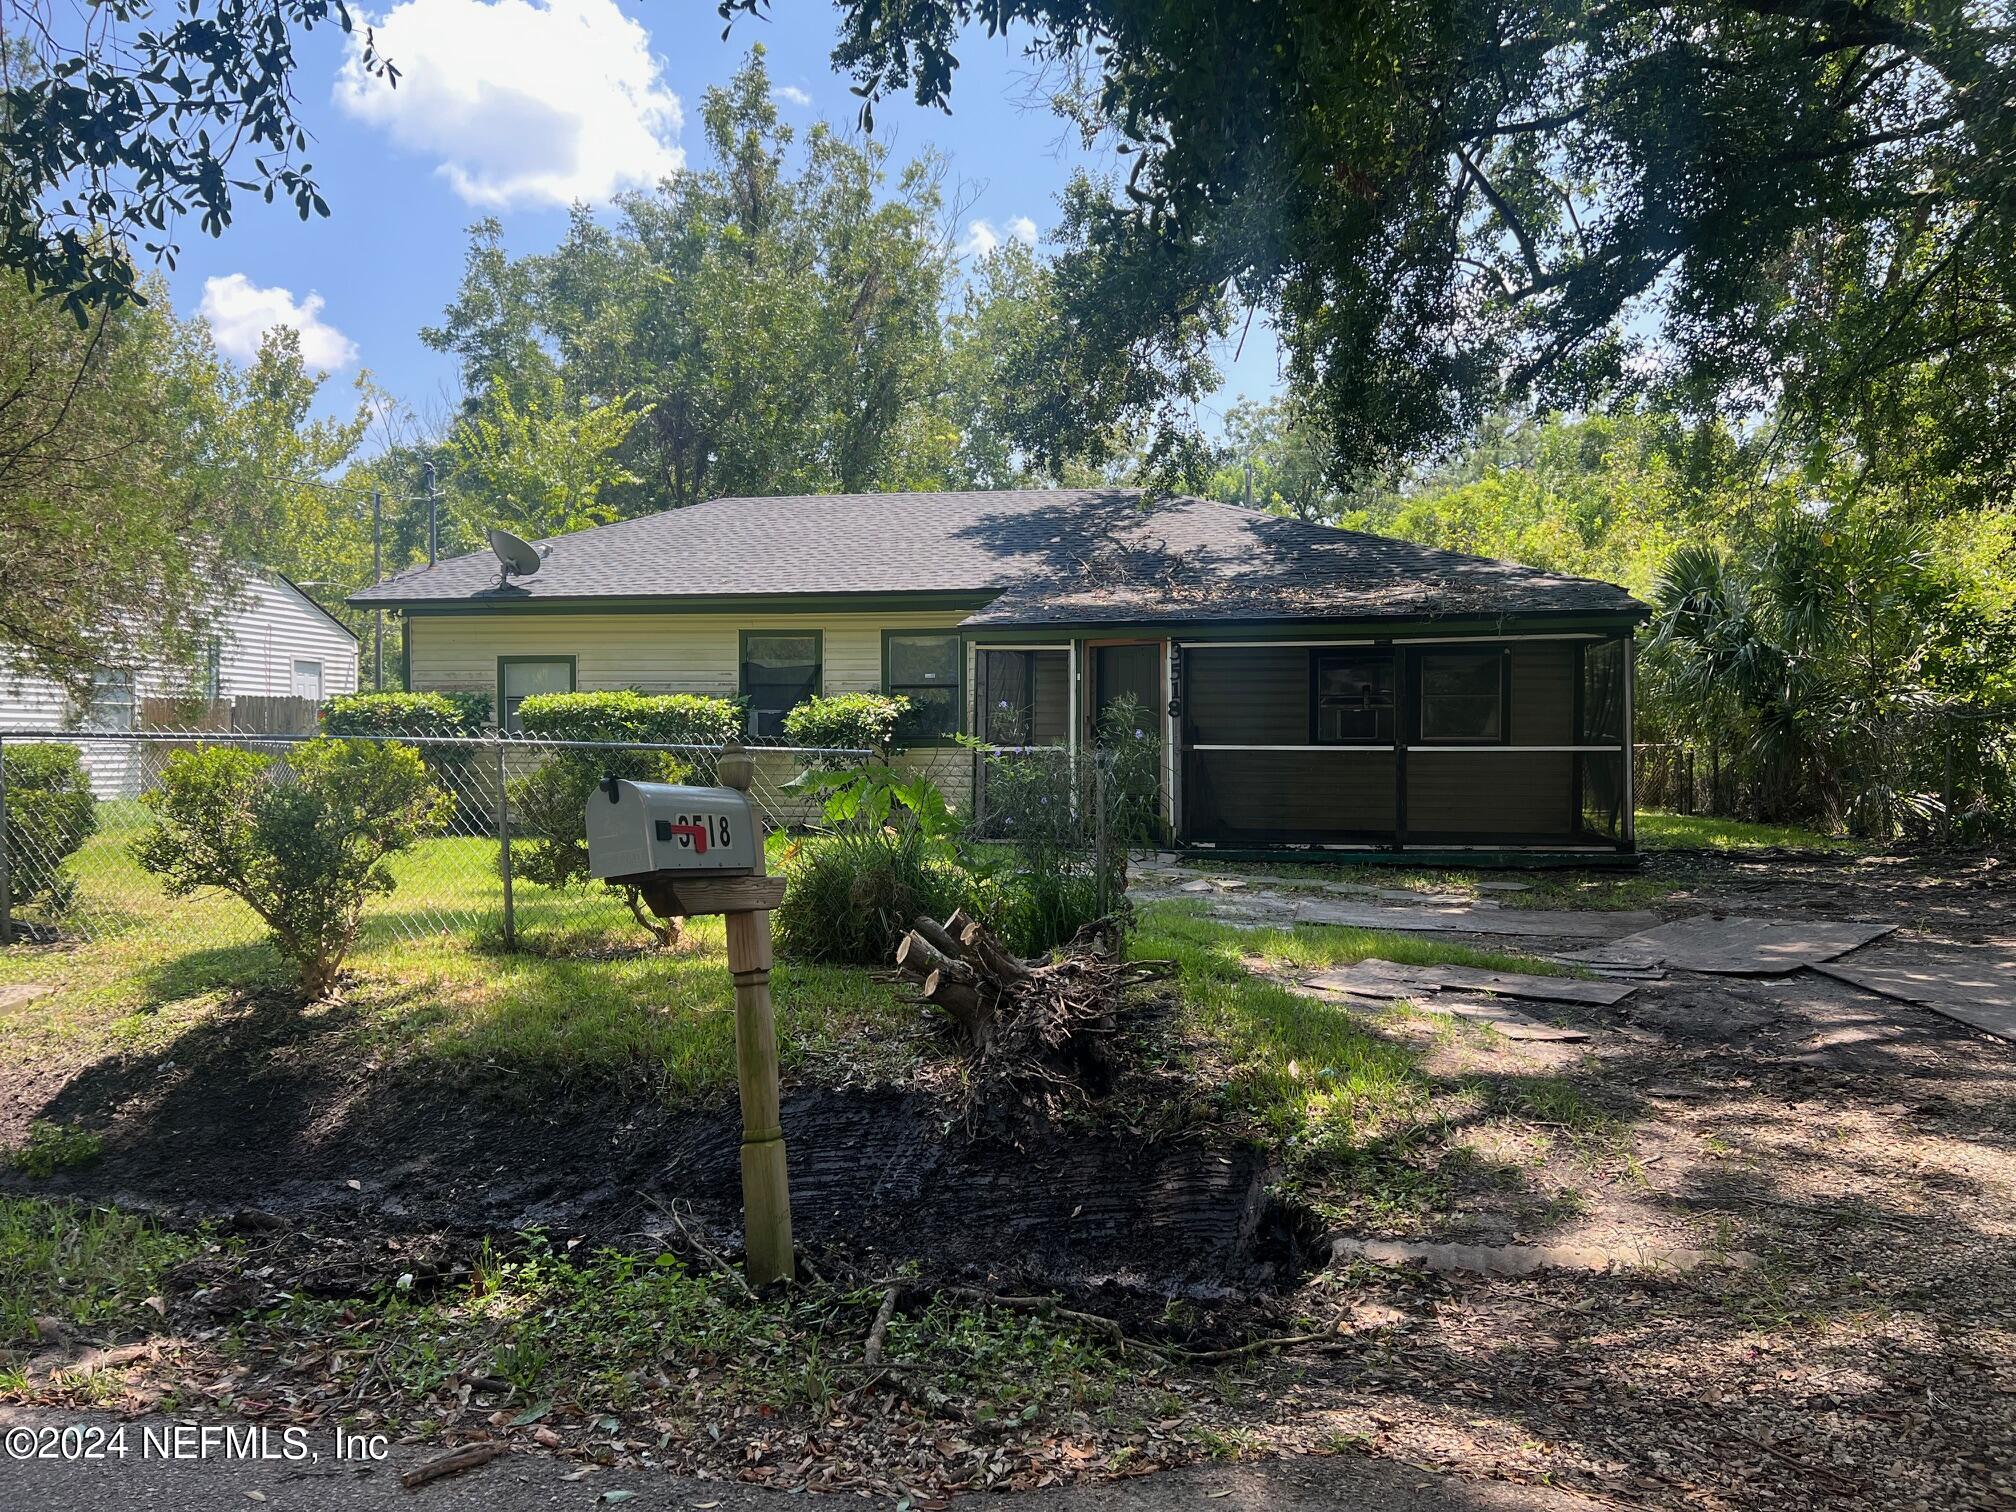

515,690,743,746
3,743,98,913
775,766,990,964
510,692,741,947
323,690,490,819
508,747,692,947
322,690,491,737
134,739,452,998
781,692,910,755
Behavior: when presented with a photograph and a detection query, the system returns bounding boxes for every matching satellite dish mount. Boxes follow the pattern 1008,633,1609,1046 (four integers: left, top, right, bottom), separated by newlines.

489,527,545,587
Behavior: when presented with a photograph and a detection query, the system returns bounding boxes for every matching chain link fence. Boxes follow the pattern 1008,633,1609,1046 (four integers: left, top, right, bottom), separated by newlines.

0,730,1157,957
1635,700,2016,841
0,729,882,952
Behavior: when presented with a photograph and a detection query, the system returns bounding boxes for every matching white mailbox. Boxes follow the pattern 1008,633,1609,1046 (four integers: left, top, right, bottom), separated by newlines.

586,778,759,883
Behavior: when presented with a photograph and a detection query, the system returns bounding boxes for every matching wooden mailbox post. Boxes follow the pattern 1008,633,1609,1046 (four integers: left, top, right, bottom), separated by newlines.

606,748,794,1285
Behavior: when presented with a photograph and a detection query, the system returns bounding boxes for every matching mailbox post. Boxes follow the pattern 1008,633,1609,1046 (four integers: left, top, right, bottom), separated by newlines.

584,748,794,1285
716,746,793,1286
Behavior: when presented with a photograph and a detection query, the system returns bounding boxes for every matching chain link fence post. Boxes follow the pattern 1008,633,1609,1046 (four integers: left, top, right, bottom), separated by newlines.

495,740,516,950
1941,713,1955,846
1093,749,1110,919
0,730,12,948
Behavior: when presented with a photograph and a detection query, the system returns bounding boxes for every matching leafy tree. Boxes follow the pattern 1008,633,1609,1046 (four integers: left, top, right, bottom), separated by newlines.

1204,400,1350,523
0,271,266,692
425,48,960,512
135,739,451,997
734,0,2016,491
0,6,393,315
443,370,647,540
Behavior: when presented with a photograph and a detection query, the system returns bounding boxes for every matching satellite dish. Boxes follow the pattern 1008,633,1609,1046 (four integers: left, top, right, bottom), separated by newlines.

489,527,543,584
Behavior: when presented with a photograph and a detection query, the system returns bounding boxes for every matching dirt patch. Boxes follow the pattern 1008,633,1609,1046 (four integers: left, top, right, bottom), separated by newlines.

1,991,1313,1299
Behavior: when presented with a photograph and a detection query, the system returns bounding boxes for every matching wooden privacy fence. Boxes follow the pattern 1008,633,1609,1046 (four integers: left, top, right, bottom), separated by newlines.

137,695,321,735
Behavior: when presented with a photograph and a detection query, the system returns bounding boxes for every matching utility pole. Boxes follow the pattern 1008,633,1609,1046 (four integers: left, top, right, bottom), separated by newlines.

371,489,384,690
423,461,439,567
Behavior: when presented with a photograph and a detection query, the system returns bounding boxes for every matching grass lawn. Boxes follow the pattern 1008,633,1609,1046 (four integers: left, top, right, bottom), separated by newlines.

1,817,916,1096
1633,809,1861,853
1127,901,1609,1222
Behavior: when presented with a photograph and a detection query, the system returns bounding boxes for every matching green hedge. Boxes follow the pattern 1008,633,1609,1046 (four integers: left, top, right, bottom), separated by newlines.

515,690,743,746
781,692,909,754
322,690,491,737
3,743,98,910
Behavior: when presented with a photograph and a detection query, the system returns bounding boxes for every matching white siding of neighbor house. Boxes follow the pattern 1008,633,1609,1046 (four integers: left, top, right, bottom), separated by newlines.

214,575,361,702
407,608,976,811
0,571,359,798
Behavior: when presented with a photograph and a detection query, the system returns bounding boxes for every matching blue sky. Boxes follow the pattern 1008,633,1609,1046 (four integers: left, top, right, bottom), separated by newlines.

164,0,1282,444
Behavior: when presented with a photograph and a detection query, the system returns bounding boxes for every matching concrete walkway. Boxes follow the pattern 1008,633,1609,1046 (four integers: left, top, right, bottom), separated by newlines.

0,1405,1604,1512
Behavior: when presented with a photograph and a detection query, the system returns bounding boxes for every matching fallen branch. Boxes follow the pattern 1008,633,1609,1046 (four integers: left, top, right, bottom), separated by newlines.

863,1285,901,1366
399,1440,507,1488
640,1194,755,1299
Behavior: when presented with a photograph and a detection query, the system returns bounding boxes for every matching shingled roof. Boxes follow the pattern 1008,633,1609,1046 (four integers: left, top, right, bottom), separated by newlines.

349,489,1645,625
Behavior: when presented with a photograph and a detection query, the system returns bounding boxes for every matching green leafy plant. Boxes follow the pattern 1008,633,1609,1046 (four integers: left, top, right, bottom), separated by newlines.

508,749,693,947
322,691,493,818
2,742,98,913
134,739,452,998
321,690,492,737
4,1121,105,1177
775,766,989,965
973,748,1126,956
1095,694,1166,850
514,690,743,747
782,693,911,757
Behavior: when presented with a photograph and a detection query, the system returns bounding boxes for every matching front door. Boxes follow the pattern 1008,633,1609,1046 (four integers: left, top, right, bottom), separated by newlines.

1090,642,1162,737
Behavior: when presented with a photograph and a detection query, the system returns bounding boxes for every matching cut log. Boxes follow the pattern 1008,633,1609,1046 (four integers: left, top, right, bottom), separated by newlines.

958,917,1035,982
893,909,1175,1129
911,915,970,963
896,930,973,982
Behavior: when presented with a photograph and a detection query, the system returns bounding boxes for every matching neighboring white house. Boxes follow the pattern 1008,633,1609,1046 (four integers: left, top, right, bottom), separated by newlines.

0,569,360,797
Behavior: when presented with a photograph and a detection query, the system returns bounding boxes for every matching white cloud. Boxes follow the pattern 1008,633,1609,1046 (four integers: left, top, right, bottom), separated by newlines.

334,0,683,209
958,219,1001,257
199,275,359,370
777,84,811,107
958,216,1039,257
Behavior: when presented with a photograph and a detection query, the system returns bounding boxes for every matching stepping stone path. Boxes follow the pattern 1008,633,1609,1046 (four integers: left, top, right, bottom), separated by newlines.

1814,954,2016,1042
1568,915,1895,975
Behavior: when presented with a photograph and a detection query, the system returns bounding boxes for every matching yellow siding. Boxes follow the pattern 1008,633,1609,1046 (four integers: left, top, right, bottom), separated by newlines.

409,609,966,700
407,609,974,810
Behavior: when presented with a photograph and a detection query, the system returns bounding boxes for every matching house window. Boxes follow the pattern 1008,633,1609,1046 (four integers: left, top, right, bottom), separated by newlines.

1418,650,1507,742
1312,651,1394,744
203,636,224,700
499,657,575,733
740,632,820,739
78,670,135,731
886,633,961,742
292,659,325,703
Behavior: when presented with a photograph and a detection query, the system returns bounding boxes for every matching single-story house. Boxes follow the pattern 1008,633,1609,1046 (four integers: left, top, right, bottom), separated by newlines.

2,569,360,796
350,489,1648,859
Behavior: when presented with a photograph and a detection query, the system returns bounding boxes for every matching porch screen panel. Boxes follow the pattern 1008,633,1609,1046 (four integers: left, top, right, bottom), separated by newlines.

1185,750,1396,843
1407,751,1574,841
1182,645,1397,844
1577,639,1628,839
1184,646,1307,744
978,650,1069,746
